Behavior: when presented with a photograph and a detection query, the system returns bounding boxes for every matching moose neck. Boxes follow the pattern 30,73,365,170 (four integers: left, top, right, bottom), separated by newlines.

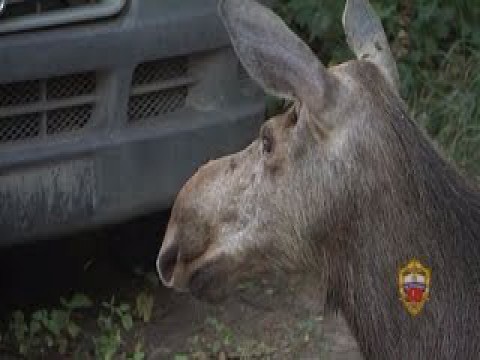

323,102,480,359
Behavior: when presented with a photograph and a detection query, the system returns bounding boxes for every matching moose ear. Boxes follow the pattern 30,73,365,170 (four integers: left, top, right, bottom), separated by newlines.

343,0,400,91
218,0,336,112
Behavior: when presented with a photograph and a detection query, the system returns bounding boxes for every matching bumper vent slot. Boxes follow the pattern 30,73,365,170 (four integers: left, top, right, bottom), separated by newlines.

0,80,40,107
1,0,100,19
0,72,96,145
46,104,93,135
128,57,195,124
47,72,96,100
0,113,40,142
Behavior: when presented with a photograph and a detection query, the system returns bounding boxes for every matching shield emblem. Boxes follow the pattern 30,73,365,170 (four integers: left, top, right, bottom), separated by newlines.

398,259,431,316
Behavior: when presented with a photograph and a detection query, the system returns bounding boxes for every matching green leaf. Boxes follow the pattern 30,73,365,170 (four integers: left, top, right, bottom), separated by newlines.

11,311,27,342
67,322,81,339
32,309,48,322
47,309,68,336
135,292,154,323
119,303,130,313
29,320,41,336
127,343,145,360
174,355,189,360
65,293,93,310
121,314,133,331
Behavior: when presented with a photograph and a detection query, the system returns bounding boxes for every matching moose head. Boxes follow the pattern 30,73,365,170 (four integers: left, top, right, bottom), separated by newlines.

156,0,406,301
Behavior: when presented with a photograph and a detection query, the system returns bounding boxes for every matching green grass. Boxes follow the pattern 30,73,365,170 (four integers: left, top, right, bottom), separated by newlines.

1,289,153,359
273,0,480,178
409,43,480,176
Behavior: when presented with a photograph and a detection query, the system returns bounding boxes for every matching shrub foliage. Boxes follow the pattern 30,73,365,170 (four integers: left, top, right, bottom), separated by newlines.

273,0,480,176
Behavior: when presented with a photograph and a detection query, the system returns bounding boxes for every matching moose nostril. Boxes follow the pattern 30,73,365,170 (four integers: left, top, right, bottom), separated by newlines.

158,244,179,285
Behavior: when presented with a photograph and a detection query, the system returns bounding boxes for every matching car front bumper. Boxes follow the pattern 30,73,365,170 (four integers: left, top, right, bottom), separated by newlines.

0,0,265,245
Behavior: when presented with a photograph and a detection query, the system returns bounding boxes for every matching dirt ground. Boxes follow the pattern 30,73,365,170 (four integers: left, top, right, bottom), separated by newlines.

0,213,362,359
142,273,362,359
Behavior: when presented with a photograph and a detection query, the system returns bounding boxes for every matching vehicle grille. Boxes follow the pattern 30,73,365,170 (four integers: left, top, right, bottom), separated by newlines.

128,57,196,123
0,72,96,144
0,0,99,19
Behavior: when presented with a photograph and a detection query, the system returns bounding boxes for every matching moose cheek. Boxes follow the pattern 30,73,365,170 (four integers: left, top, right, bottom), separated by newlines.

264,153,286,177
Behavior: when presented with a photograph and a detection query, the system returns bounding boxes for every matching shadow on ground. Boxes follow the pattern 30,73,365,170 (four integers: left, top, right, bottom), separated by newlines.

0,211,361,359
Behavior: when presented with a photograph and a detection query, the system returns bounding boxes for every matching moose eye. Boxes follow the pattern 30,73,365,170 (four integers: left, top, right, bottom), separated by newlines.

289,109,298,126
262,133,274,154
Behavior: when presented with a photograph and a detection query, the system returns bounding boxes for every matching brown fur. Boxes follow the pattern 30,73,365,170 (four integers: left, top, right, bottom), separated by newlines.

322,62,480,359
157,1,480,358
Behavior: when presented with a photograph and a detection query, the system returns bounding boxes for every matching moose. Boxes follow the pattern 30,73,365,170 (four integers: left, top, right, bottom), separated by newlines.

157,0,480,358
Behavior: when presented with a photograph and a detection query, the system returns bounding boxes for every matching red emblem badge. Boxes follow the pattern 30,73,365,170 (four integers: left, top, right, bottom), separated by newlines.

398,259,431,316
